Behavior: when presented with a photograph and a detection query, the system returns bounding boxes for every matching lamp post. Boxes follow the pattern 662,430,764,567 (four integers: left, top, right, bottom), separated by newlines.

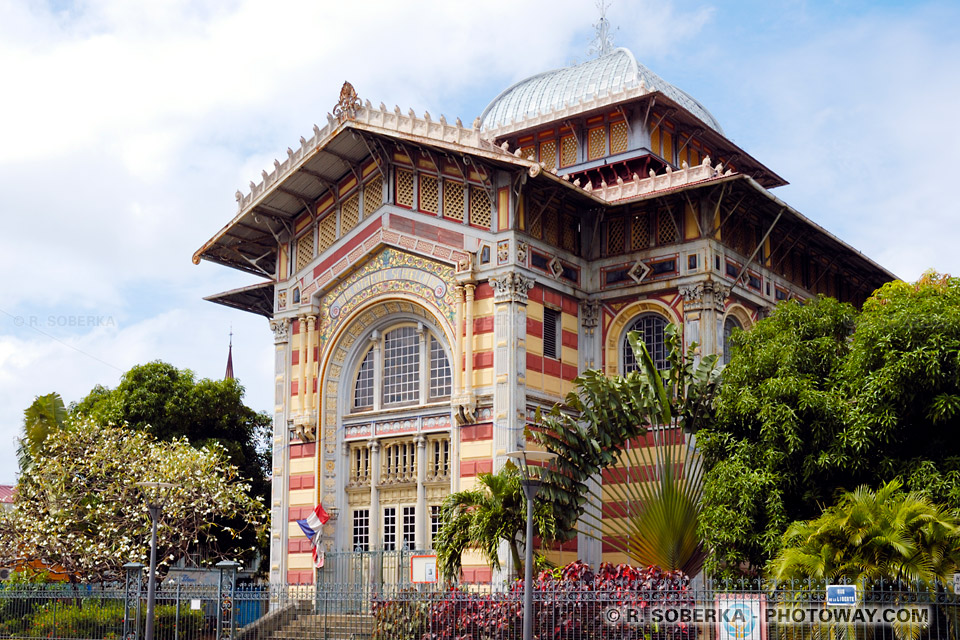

136,481,176,640
505,450,557,640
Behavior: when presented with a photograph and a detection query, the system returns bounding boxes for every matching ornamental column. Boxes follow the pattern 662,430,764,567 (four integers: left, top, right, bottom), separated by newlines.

415,434,427,550
297,315,307,417
368,438,381,585
679,280,729,359
268,318,291,587
305,314,317,414
576,301,603,569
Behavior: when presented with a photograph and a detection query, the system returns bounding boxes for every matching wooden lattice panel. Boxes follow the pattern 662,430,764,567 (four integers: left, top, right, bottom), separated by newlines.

443,180,465,222
608,217,625,254
610,121,628,155
630,212,649,250
561,135,577,167
521,146,535,161
295,231,314,272
419,174,439,214
341,193,360,235
657,209,679,245
539,140,557,172
530,209,543,239
364,176,383,217
543,207,559,246
318,214,337,253
588,127,606,160
395,170,414,208
562,214,577,253
469,188,492,229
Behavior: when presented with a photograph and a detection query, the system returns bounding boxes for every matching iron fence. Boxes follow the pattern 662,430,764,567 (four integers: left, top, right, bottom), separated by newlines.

1,571,959,640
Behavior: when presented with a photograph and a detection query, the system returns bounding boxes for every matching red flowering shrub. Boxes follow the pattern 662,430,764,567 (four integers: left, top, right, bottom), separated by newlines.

372,562,697,640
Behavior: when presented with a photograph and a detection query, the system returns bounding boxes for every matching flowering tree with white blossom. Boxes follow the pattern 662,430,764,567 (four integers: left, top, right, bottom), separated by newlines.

0,417,267,582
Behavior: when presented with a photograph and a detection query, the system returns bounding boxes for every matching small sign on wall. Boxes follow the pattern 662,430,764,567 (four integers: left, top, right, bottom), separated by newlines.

410,555,438,583
826,585,857,607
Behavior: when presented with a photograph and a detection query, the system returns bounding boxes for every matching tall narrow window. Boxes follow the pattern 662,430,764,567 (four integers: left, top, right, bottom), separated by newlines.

354,349,374,409
402,506,416,550
723,317,742,366
353,509,370,551
383,507,397,550
382,327,419,405
622,313,668,372
430,505,442,548
429,336,452,399
543,308,561,360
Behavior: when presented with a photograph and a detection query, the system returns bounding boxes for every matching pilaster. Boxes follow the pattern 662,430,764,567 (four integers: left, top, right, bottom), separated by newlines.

679,279,730,358
269,318,290,587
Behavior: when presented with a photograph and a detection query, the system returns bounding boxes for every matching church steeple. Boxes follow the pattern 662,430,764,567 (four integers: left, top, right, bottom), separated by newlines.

225,328,234,380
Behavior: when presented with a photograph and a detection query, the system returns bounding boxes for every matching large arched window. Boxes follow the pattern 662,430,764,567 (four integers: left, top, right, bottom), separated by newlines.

352,323,452,413
621,313,668,373
722,316,742,366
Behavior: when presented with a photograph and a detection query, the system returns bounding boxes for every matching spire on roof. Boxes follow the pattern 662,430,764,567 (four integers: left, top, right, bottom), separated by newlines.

225,328,234,380
589,0,616,58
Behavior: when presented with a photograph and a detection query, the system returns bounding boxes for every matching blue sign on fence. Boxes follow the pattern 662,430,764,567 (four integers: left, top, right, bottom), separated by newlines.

826,585,857,606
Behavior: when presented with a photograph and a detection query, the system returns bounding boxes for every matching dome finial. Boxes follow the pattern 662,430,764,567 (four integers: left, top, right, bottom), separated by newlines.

589,0,616,58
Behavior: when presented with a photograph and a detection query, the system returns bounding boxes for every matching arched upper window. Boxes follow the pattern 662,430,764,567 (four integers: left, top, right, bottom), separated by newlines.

352,323,451,412
722,316,742,366
621,313,668,373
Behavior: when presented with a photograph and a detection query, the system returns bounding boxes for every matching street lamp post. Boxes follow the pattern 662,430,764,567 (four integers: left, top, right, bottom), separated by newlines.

136,482,176,640
505,450,558,640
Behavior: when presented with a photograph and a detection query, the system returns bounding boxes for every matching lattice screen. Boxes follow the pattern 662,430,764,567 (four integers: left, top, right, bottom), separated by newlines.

396,170,414,208
295,231,314,272
363,176,383,217
341,193,360,235
469,188,492,229
610,121,628,155
657,208,679,245
419,174,439,214
443,180,465,222
318,214,337,254
588,127,606,160
561,136,577,167
530,210,543,239
607,217,625,254
539,140,557,172
630,212,649,250
543,207,559,246
520,146,536,161
562,214,577,253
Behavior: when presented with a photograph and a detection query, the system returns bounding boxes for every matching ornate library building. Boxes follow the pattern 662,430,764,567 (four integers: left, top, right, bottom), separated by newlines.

194,46,893,584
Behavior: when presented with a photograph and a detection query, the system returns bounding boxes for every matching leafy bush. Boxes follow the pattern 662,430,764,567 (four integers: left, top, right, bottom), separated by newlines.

373,562,695,640
24,601,204,639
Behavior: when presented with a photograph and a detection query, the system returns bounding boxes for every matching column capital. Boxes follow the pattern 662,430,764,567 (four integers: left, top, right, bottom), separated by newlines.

580,299,601,329
680,280,730,313
489,272,535,304
367,438,381,453
270,317,291,344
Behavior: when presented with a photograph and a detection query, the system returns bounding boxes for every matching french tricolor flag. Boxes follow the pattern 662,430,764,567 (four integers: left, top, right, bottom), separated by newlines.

296,505,330,568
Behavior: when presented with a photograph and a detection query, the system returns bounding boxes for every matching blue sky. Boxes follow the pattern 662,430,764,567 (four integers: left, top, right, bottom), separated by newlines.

0,0,958,484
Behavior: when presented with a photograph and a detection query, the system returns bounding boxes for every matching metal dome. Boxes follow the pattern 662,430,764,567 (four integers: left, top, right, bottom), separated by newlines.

479,48,723,135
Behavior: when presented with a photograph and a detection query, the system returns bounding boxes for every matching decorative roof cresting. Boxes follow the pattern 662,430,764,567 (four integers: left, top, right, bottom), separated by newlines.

479,47,724,136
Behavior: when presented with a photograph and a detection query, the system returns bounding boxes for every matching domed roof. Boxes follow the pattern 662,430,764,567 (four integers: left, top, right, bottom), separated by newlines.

479,48,723,135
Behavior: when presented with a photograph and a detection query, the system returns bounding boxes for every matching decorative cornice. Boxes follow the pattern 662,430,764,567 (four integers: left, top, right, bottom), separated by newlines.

489,272,535,304
561,157,733,202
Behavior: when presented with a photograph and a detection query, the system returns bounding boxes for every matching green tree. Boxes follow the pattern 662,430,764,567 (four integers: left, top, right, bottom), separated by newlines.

768,478,960,587
18,393,67,472
434,467,555,581
536,324,720,575
699,273,960,579
0,417,267,582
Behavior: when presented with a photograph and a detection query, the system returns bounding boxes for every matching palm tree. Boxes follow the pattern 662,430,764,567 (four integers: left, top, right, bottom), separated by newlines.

18,393,67,472
536,323,720,575
767,477,960,587
434,467,555,581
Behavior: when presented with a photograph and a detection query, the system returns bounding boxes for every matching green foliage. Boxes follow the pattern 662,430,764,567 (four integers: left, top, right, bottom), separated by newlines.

768,478,960,587
18,393,67,473
536,323,720,575
700,273,960,579
20,601,202,639
434,467,555,581
0,417,267,582
71,361,272,564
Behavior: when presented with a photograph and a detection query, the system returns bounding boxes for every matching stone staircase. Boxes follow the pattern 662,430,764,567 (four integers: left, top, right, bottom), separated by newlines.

269,612,374,640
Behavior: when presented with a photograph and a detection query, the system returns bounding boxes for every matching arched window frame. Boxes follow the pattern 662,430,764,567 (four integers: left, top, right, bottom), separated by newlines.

722,315,742,366
620,312,669,374
350,321,452,414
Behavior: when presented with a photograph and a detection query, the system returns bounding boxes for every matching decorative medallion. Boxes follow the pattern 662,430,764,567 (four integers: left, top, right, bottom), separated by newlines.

497,240,510,265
